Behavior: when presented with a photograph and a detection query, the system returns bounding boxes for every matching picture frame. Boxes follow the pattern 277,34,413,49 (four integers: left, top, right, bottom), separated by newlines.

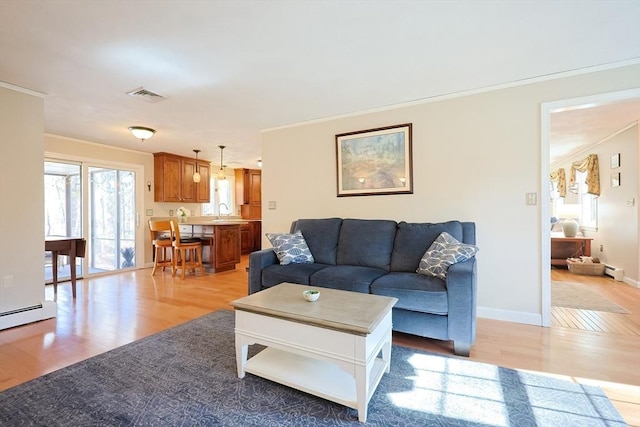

610,153,620,169
611,172,620,188
335,123,413,197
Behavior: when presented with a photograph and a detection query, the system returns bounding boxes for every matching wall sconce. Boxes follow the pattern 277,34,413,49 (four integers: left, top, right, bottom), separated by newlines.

147,181,151,191
192,149,201,183
128,126,155,142
257,159,263,168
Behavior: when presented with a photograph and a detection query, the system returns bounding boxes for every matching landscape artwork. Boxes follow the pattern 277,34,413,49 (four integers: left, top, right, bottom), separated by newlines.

336,123,413,196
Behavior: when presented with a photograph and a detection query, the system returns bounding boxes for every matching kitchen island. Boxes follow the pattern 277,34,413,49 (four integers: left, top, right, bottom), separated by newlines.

153,218,247,273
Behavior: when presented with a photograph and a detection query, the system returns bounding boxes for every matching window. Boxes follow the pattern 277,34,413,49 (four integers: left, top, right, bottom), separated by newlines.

551,170,597,230
202,176,233,216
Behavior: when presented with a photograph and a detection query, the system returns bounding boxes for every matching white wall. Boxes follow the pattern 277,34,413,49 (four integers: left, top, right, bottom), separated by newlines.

0,85,54,327
261,64,640,325
595,125,638,283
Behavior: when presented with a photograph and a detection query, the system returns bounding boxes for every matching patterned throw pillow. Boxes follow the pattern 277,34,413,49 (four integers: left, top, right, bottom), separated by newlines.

266,231,315,265
416,232,478,279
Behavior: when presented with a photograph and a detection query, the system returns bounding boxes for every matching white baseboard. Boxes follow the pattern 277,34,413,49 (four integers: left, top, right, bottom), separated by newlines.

623,276,639,288
477,306,542,326
0,301,57,330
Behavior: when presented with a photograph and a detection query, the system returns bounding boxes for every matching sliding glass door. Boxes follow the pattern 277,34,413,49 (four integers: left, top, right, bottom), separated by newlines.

44,160,139,283
89,167,136,271
44,161,82,283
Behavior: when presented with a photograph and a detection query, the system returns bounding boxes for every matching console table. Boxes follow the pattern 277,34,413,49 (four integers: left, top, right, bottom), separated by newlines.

551,236,592,267
45,237,86,297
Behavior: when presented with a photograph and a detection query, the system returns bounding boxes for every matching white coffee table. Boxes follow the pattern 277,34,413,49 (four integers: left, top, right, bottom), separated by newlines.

231,283,397,423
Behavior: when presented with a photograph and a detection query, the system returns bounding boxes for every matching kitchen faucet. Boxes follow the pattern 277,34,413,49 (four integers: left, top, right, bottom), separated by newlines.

218,203,229,220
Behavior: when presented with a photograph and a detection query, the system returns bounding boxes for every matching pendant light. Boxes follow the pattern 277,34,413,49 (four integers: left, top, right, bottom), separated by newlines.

192,149,201,183
128,126,155,142
217,145,226,180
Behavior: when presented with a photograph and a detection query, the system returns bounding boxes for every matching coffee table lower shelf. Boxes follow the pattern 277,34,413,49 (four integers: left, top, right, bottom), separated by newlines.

245,347,388,412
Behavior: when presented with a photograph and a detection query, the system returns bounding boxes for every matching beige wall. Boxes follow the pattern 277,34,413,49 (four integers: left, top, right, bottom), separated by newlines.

0,86,45,314
261,64,640,324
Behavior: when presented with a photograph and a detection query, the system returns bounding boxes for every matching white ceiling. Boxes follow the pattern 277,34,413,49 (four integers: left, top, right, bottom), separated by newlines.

1,1,639,168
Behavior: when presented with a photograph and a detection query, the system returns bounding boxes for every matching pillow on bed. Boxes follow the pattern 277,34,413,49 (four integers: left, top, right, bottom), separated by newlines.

416,232,478,279
266,231,315,265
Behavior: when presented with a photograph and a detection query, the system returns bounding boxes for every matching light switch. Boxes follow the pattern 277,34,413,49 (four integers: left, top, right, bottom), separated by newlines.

268,201,277,210
526,192,537,205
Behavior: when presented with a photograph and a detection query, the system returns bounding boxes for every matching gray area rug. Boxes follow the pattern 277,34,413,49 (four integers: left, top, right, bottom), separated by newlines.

0,310,625,426
552,281,630,314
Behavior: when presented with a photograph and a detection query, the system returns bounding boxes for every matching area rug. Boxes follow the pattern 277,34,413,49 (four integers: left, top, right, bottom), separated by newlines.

552,281,630,314
0,310,625,426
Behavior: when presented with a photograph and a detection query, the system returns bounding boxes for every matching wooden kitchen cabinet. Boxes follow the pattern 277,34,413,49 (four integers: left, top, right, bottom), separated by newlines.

214,224,241,272
240,221,262,254
235,168,261,219
154,152,210,203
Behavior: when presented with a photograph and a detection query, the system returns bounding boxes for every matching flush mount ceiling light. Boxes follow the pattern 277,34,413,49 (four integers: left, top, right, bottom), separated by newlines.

128,126,155,142
193,149,201,183
217,145,226,180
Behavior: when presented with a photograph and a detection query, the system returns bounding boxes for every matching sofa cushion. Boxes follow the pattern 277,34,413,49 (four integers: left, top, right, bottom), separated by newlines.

310,265,387,293
390,221,464,272
336,219,397,271
266,231,314,265
291,218,343,265
371,272,448,315
262,263,329,288
417,232,479,279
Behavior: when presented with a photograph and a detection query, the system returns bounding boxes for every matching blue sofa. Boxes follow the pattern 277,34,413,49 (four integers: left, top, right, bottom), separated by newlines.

248,218,477,356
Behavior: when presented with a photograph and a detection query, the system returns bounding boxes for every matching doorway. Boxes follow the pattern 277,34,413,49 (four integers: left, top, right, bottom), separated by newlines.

541,88,640,327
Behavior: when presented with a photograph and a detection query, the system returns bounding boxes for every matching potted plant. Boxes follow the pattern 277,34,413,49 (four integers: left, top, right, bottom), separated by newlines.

120,247,135,268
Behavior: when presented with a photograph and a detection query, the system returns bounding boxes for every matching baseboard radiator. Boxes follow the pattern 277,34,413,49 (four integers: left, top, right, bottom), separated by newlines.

0,302,56,330
605,264,624,281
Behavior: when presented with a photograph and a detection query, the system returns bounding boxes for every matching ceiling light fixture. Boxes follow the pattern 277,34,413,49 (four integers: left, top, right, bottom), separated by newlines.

128,126,155,142
193,149,201,183
217,145,227,180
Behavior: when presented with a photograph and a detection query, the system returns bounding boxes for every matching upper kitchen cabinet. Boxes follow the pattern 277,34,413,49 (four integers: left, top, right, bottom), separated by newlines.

154,152,210,203
235,168,261,219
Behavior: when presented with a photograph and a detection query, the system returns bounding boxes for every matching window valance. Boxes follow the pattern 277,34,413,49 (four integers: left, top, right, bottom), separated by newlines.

569,154,600,197
550,168,566,198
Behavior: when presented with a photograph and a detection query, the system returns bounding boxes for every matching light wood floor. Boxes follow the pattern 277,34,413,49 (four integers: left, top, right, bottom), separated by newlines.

1,258,639,425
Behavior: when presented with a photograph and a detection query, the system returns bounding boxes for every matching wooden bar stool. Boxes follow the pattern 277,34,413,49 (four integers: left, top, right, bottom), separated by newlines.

170,219,204,279
148,220,174,275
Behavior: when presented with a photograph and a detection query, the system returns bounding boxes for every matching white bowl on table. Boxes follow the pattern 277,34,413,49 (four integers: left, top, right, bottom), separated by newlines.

302,290,320,302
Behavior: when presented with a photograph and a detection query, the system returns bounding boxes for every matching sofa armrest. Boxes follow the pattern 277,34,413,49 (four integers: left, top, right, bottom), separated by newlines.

445,257,477,353
248,249,278,294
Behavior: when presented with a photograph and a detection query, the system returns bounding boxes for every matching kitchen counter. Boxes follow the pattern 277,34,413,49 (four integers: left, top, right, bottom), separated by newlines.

151,217,246,272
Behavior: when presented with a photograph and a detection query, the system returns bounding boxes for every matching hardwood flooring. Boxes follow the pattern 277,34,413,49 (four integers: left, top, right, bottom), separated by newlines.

1,258,639,425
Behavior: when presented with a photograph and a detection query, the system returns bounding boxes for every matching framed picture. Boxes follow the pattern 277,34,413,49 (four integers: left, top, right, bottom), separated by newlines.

611,172,620,188
336,123,413,197
611,153,620,169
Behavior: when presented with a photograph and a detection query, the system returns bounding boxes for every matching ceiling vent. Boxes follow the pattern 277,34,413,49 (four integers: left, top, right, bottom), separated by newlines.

126,87,166,103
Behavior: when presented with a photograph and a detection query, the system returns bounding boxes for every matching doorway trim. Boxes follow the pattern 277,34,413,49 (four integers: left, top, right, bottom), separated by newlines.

540,87,640,327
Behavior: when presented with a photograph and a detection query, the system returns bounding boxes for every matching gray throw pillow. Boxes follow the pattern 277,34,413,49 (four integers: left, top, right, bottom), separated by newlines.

416,232,478,279
266,231,315,265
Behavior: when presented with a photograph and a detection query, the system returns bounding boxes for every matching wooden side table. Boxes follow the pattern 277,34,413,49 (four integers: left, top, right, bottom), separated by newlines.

551,236,593,267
